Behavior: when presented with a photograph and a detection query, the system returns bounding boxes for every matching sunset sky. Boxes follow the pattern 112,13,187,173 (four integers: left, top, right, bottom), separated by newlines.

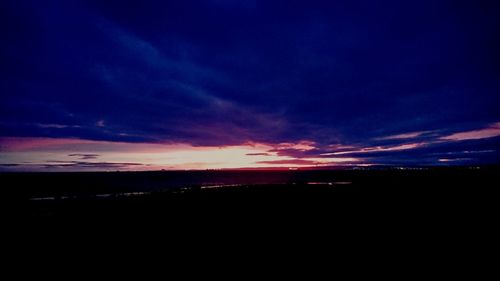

1,0,499,171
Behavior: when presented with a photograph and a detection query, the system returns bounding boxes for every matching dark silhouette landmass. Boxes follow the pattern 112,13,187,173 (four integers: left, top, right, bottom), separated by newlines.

5,166,496,219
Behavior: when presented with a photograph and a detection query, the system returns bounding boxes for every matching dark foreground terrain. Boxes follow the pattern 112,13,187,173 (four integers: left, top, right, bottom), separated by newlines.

3,166,497,220
4,166,498,262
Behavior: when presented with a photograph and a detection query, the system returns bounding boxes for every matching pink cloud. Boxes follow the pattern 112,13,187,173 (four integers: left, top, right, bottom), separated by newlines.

438,158,472,162
257,159,318,165
322,142,425,155
0,137,195,153
0,137,328,170
0,137,98,152
374,131,432,141
275,141,316,151
441,122,500,141
0,137,365,171
257,157,359,166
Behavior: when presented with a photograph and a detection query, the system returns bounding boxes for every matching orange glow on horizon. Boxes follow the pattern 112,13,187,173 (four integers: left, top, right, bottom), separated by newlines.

0,137,360,171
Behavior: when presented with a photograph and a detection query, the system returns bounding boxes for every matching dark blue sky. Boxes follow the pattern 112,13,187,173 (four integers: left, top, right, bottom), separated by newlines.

1,0,499,169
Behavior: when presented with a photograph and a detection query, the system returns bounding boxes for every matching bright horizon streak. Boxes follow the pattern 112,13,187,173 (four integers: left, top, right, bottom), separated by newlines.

0,137,360,171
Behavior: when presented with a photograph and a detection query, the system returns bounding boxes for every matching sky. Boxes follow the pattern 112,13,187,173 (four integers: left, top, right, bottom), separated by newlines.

1,0,499,171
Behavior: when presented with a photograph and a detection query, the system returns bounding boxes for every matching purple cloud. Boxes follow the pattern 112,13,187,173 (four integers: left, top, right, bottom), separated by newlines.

68,153,100,160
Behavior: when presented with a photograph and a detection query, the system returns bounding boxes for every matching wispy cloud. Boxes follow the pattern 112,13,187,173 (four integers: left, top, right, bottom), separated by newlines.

0,161,145,171
440,122,500,141
44,161,145,170
0,137,99,152
374,131,433,141
322,142,426,156
438,158,473,162
68,153,100,160
274,141,317,151
36,123,81,129
0,164,20,167
431,150,495,156
96,120,105,127
256,159,318,165
256,157,358,166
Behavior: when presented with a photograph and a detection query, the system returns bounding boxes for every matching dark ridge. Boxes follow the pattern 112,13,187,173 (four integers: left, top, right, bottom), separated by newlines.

3,166,495,220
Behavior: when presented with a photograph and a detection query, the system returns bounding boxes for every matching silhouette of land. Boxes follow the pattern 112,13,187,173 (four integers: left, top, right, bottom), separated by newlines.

6,166,496,219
